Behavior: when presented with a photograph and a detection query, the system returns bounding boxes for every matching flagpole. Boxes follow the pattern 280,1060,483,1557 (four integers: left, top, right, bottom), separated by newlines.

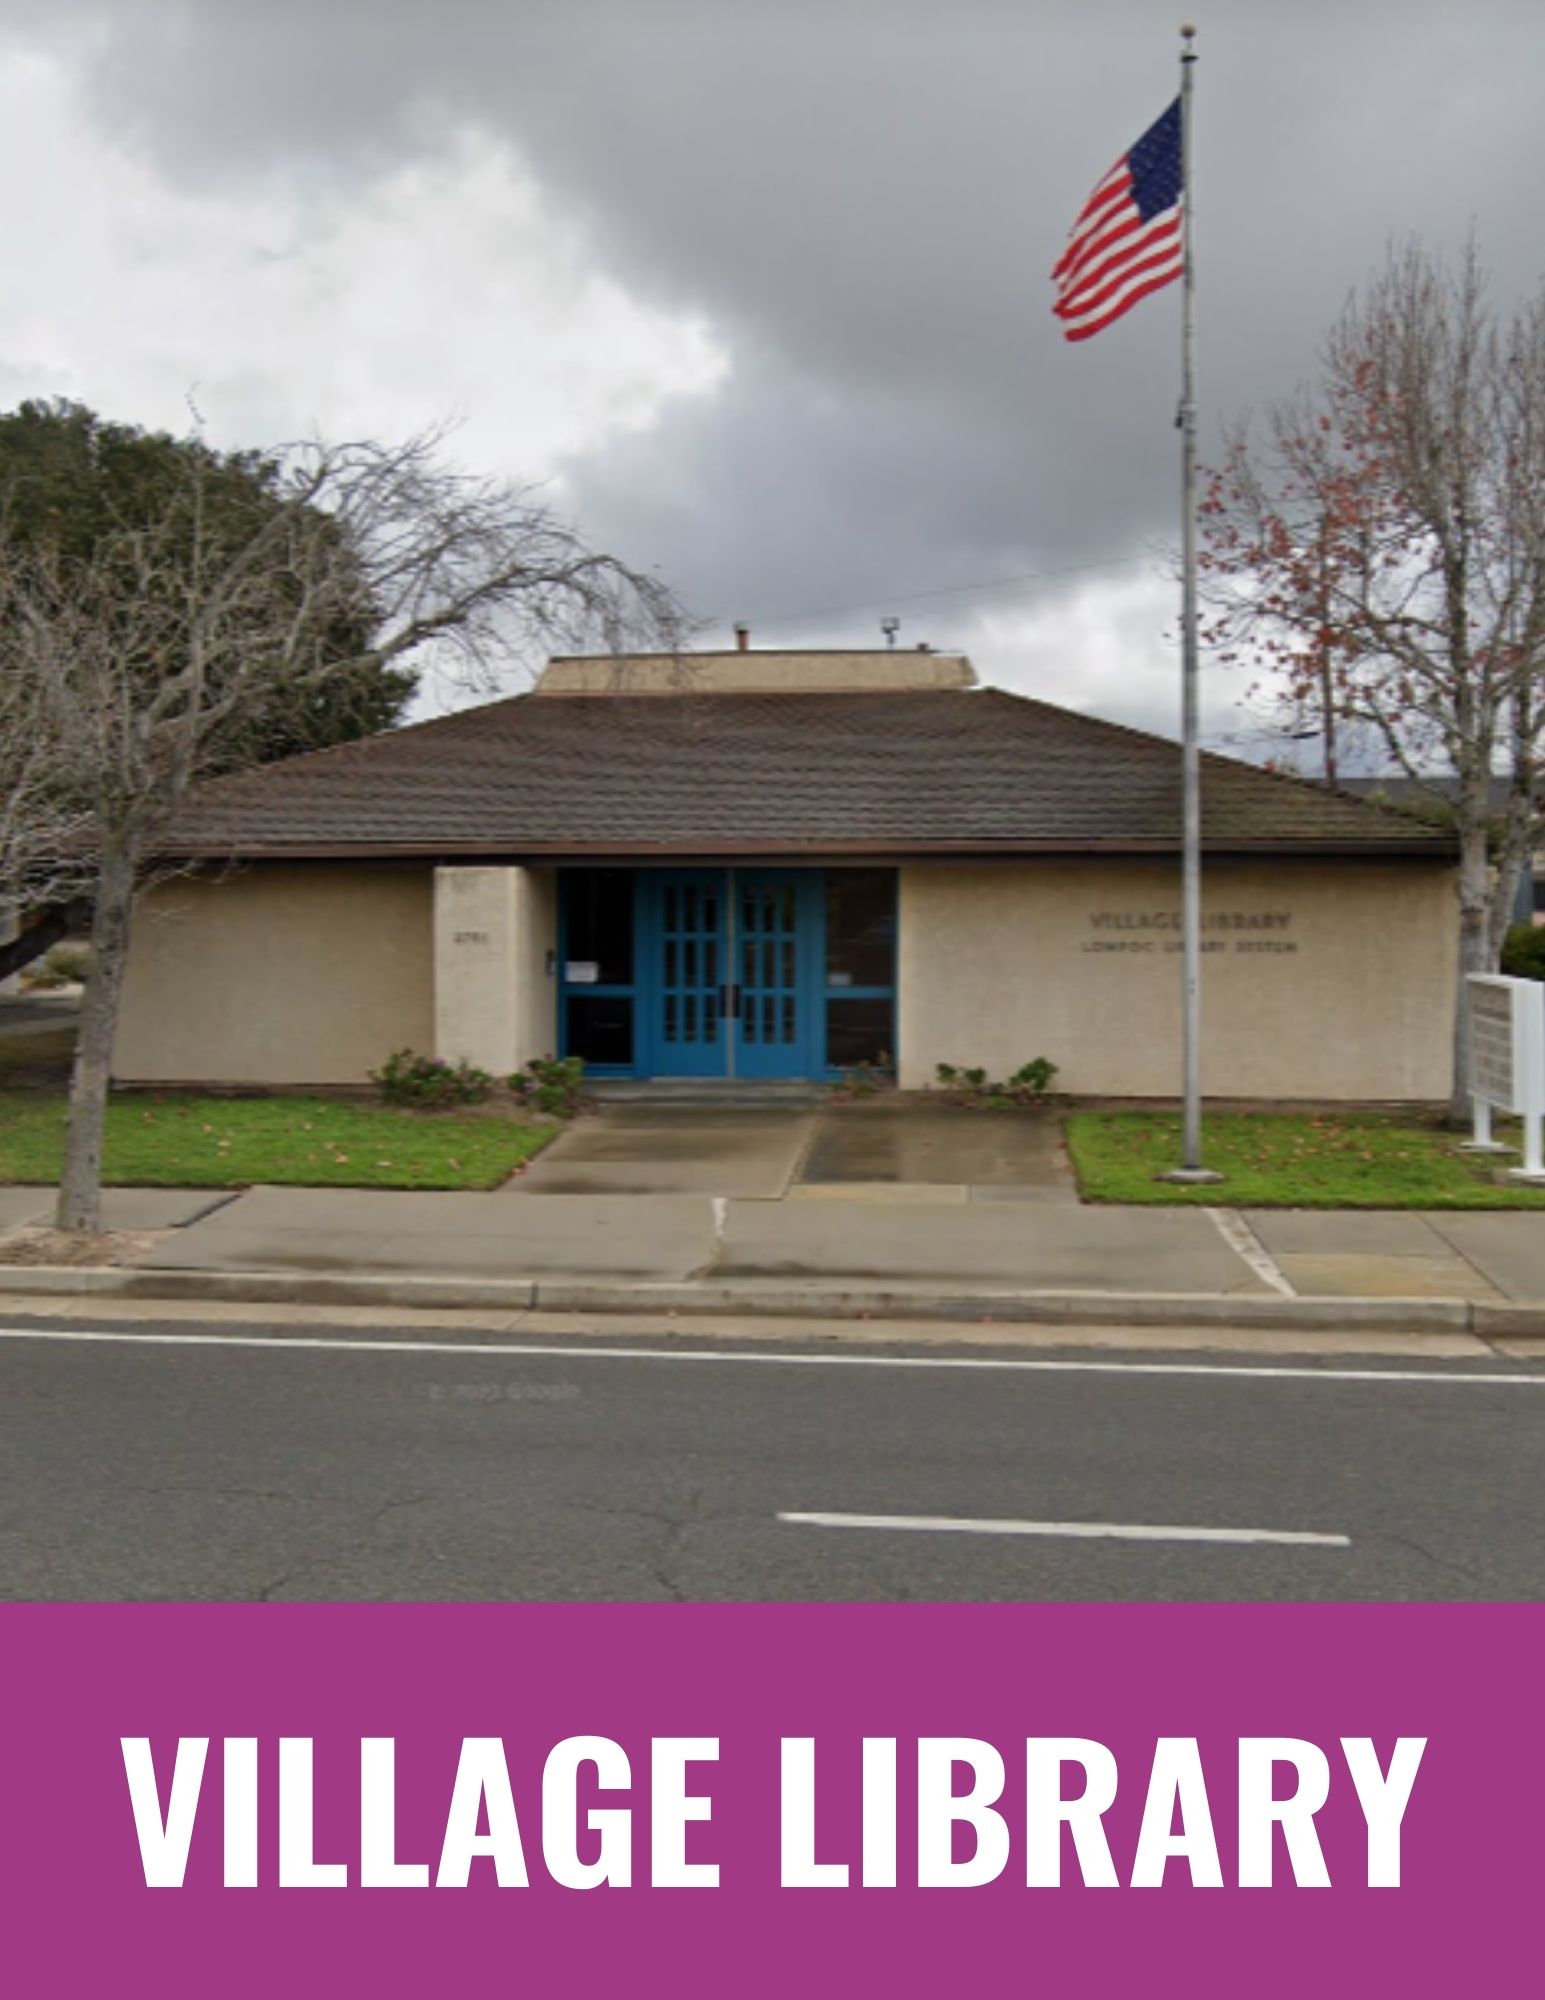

1168,20,1218,1182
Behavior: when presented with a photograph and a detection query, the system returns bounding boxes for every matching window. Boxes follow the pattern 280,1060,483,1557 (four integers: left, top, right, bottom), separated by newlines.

823,869,896,1069
564,869,634,986
565,993,633,1066
825,997,893,1068
825,869,896,988
561,871,637,1068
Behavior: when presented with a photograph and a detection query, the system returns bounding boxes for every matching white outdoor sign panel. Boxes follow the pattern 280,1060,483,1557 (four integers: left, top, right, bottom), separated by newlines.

1466,973,1545,1179
1469,978,1521,1109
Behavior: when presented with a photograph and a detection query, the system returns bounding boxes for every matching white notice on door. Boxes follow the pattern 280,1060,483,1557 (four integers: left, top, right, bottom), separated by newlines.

566,962,600,984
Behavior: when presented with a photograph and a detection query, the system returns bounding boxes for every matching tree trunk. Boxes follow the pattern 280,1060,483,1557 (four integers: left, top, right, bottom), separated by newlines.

1449,820,1494,1125
56,845,136,1234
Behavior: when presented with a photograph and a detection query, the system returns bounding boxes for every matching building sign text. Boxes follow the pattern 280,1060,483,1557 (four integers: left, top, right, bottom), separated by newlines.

1082,909,1297,955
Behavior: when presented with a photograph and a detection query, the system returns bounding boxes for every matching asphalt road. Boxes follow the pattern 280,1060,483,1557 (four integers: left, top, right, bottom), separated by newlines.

2,1318,1543,1601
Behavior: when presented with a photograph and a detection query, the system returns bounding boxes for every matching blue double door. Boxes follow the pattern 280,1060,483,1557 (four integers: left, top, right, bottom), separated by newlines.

651,867,819,1079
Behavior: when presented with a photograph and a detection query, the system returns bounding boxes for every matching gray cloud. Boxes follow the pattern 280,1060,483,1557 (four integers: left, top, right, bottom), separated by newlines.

7,0,1545,726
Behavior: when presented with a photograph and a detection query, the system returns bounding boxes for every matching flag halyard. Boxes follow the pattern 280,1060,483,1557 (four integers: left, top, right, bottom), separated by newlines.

1052,98,1184,341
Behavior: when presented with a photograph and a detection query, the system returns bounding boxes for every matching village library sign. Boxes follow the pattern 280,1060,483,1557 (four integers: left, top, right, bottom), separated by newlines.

1081,907,1299,956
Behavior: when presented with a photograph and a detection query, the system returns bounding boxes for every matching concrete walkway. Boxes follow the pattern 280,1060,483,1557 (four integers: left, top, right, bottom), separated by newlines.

515,1097,1081,1205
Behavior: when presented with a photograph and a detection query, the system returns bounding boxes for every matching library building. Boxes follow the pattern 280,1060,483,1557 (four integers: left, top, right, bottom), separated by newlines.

116,647,1458,1102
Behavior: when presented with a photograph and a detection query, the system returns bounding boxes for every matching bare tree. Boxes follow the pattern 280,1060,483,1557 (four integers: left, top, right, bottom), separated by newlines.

0,428,685,1232
1201,239,1545,1115
0,602,93,910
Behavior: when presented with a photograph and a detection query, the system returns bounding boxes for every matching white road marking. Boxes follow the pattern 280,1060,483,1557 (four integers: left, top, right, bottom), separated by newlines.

0,1323,1544,1387
1206,1207,1295,1296
779,1511,1350,1547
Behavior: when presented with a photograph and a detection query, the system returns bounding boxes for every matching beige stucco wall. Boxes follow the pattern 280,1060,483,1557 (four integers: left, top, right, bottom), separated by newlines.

512,867,559,1068
536,651,976,695
432,865,556,1074
897,860,1458,1100
117,865,435,1086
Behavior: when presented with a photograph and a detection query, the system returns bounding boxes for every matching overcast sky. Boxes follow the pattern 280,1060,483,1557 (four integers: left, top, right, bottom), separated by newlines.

0,0,1540,755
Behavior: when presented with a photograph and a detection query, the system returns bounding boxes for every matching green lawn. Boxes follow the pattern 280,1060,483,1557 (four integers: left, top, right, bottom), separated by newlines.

1065,1110,1545,1208
0,1091,558,1191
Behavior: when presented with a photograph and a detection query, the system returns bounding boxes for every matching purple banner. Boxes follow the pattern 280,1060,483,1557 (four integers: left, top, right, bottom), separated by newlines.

0,1604,1532,1994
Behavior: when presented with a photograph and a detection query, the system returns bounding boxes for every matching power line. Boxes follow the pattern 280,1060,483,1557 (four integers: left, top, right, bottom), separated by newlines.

719,553,1158,631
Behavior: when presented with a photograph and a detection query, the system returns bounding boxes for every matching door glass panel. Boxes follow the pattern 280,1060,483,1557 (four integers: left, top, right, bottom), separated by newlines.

566,995,633,1066
825,869,897,988
684,993,696,1040
826,998,894,1067
664,994,678,1042
564,870,635,986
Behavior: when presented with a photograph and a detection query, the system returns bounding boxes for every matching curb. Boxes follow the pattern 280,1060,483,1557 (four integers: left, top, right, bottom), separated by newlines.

0,1262,1530,1333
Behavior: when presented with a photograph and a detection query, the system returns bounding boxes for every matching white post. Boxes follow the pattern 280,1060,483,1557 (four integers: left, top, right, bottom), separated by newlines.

1520,1110,1545,1180
1508,978,1545,1183
1160,24,1220,1186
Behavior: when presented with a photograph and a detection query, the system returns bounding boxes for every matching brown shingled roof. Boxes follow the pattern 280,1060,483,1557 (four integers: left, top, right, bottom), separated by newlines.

154,687,1455,859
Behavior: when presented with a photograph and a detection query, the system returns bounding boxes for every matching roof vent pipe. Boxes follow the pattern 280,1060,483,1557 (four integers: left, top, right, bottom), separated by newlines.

734,624,750,651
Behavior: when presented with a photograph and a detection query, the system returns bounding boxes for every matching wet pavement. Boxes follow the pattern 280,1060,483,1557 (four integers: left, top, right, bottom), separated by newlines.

136,1185,718,1280
514,1104,819,1198
798,1101,1074,1203
716,1200,1266,1292
516,1097,1077,1204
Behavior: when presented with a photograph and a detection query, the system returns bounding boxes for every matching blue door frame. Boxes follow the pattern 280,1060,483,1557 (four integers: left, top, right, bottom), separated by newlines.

558,866,894,1080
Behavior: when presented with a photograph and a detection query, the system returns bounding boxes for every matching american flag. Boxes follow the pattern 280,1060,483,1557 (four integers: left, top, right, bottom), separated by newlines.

1052,99,1183,342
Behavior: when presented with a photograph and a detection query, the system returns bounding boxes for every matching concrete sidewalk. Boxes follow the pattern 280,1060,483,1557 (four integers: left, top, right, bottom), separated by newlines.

4,1097,1545,1332
4,1179,1545,1337
121,1183,1269,1294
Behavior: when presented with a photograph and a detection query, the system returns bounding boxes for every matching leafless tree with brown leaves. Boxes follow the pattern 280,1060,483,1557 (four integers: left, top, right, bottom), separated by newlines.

1201,239,1545,1115
0,427,687,1232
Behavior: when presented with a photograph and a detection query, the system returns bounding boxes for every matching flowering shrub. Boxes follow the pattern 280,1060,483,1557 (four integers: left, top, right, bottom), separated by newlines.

369,1049,494,1109
934,1058,1058,1107
509,1054,585,1118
